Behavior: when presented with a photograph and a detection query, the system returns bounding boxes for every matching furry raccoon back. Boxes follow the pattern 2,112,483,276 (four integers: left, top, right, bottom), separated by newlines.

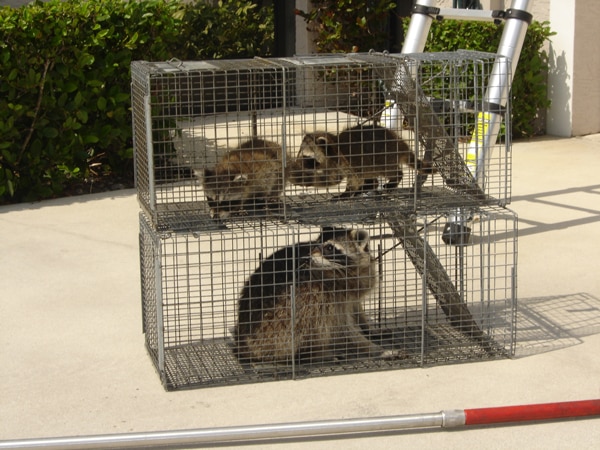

234,227,384,364
290,124,433,194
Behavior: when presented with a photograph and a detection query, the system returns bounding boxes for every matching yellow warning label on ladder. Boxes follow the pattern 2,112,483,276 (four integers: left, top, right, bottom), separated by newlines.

466,112,491,175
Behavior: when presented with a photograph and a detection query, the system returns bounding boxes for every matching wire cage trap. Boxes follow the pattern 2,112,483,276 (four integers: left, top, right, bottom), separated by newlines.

139,205,517,390
131,51,511,231
132,51,517,390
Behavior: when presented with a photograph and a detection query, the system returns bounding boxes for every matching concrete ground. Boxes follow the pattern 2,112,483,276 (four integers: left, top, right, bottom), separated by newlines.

1,134,599,448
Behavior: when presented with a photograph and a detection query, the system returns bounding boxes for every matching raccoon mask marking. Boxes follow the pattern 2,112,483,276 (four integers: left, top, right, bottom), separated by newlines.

199,138,284,219
288,132,346,188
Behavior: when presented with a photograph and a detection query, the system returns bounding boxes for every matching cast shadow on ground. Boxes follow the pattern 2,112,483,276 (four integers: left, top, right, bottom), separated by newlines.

512,183,600,238
0,188,137,213
514,292,600,358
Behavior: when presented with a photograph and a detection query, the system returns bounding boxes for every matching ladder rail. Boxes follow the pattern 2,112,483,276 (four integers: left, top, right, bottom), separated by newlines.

387,0,532,347
402,0,534,183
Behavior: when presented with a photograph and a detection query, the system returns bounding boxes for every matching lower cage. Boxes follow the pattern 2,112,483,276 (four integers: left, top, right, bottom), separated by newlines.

139,206,517,390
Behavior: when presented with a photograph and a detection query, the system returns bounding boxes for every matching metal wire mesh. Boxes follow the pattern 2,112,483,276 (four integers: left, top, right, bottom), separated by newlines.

134,52,516,390
131,52,510,231
139,206,516,390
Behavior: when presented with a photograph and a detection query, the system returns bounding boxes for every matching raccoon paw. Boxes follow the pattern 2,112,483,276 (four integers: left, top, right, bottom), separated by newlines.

334,190,360,200
380,349,409,360
266,199,284,213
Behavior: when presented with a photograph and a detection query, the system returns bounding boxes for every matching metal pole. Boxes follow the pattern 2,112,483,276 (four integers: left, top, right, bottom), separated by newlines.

466,0,533,183
401,0,436,54
0,412,454,449
1,400,599,449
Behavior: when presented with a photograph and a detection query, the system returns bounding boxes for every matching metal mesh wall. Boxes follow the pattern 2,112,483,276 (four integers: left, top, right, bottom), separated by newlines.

139,207,516,390
131,52,510,231
134,52,516,390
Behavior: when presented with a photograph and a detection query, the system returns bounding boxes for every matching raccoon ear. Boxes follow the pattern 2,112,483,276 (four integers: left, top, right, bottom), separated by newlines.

315,136,329,147
351,229,370,250
233,173,248,183
318,226,343,242
318,227,335,242
319,135,338,156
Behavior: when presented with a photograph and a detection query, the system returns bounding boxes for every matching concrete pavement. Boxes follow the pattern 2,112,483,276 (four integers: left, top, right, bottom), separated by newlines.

1,134,599,448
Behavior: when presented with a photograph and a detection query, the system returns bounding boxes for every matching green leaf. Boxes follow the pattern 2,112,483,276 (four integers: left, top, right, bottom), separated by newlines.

76,110,88,123
125,31,139,49
74,92,83,108
79,53,95,67
7,68,18,81
83,134,100,144
42,127,59,138
97,97,107,111
63,82,78,93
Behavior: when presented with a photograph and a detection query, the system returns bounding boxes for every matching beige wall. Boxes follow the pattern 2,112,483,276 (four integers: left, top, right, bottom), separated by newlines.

564,1,600,136
547,0,600,136
436,1,549,21
295,0,315,55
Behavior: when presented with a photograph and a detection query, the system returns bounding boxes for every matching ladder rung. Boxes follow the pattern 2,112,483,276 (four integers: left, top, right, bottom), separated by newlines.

433,8,503,23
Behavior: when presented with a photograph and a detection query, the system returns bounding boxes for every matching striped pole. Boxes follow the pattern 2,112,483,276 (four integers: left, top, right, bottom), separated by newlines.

1,400,598,449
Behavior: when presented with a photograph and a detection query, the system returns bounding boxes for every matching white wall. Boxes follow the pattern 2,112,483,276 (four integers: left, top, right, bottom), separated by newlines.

547,0,600,136
295,0,315,55
545,1,574,136
436,0,549,21
570,1,600,136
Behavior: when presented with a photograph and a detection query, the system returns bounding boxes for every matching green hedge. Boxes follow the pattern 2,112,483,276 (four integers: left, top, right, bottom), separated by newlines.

295,0,397,53
0,0,553,204
0,0,273,203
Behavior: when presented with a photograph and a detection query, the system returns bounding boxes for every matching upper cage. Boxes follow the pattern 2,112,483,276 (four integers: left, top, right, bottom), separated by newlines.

131,51,511,232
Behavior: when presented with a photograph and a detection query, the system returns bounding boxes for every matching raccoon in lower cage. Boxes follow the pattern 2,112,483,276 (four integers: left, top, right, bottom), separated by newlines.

234,227,392,364
199,138,284,219
288,124,433,196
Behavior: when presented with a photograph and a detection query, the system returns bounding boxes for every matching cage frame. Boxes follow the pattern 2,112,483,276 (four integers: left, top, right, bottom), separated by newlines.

131,51,511,233
139,204,517,390
132,51,517,390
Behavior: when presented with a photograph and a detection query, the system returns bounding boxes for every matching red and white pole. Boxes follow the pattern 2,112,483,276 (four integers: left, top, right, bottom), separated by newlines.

1,400,599,449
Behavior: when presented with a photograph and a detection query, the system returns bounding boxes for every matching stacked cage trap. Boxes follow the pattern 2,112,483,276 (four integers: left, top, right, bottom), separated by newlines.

133,51,517,390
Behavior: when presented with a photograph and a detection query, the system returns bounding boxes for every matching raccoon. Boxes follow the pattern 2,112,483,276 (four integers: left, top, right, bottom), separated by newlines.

234,227,389,364
199,138,284,219
289,124,434,196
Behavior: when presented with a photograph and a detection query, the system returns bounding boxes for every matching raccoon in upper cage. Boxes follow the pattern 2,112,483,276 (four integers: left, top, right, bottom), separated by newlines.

288,124,433,196
234,227,393,364
199,138,285,219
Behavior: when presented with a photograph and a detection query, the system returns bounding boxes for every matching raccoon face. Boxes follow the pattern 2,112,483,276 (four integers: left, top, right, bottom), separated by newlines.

201,168,249,218
202,168,248,203
289,133,344,187
308,228,372,271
